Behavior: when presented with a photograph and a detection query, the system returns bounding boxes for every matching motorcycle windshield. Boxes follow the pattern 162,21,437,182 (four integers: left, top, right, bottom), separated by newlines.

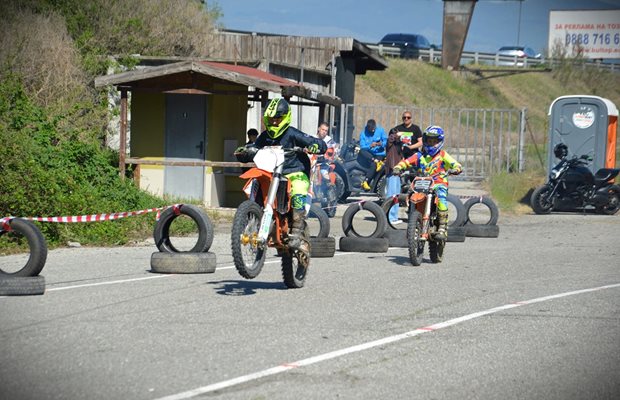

254,146,285,172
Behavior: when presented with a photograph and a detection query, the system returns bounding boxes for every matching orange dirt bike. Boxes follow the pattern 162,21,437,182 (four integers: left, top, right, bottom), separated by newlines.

396,169,459,266
232,146,311,288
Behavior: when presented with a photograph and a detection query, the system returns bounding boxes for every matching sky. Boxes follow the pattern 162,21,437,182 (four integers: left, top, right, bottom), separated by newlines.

215,0,619,55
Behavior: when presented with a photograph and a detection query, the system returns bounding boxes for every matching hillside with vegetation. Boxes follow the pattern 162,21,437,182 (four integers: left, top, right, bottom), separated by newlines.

356,59,620,211
0,0,221,250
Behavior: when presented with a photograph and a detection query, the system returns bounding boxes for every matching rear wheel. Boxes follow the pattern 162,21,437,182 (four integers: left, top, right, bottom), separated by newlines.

596,185,620,215
281,252,307,288
531,185,554,214
407,210,424,266
429,239,444,263
231,200,266,279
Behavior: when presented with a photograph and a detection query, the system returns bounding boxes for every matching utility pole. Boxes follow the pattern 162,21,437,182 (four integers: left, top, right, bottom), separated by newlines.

516,0,524,45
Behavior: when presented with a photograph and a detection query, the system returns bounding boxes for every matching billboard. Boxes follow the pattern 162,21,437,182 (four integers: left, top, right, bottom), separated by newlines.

548,9,620,59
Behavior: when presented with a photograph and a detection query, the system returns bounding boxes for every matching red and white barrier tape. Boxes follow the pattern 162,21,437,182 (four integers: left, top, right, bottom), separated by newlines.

1,204,182,232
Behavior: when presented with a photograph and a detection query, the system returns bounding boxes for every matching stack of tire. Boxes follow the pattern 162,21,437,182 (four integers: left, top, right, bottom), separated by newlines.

307,204,336,258
0,218,47,296
339,201,390,252
150,204,217,274
461,196,500,238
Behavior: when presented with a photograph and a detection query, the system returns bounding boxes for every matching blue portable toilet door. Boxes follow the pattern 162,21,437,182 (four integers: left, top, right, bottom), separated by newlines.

164,94,206,201
548,97,607,174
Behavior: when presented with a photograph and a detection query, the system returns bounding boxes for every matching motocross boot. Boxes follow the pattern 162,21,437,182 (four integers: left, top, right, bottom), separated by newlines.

361,180,371,191
289,209,310,260
435,210,449,241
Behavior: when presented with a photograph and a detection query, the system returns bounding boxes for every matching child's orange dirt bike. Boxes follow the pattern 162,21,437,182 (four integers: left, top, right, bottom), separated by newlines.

232,146,310,288
309,149,338,218
394,169,459,266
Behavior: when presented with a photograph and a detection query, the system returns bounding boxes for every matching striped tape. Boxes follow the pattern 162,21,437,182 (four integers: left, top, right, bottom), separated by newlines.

0,204,181,232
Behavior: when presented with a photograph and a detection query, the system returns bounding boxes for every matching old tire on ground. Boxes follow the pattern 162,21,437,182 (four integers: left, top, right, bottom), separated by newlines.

310,237,336,258
154,204,214,253
307,204,330,238
341,201,387,239
446,194,467,227
0,276,45,296
463,196,499,225
447,226,466,242
0,218,47,277
464,224,500,238
150,252,217,274
339,236,389,253
383,229,408,248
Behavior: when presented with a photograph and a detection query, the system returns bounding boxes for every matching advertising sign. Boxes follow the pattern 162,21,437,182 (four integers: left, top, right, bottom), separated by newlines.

548,10,620,59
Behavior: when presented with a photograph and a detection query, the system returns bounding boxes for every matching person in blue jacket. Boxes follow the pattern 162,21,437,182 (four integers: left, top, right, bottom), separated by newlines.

358,119,387,191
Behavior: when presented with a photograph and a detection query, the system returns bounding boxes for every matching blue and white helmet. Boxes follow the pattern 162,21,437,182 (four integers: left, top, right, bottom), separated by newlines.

422,125,445,157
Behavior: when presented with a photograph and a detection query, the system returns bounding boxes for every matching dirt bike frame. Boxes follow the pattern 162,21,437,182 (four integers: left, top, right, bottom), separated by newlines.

407,176,439,241
240,146,299,249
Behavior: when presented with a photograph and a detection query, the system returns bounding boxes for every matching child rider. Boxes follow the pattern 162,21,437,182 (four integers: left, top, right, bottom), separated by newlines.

392,125,462,241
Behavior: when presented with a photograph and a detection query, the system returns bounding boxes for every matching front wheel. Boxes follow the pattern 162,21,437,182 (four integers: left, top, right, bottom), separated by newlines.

231,200,267,279
531,185,554,214
596,185,620,215
407,210,424,266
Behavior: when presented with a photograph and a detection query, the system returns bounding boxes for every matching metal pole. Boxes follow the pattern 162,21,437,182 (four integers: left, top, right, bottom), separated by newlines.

518,108,527,172
119,88,128,178
517,0,523,45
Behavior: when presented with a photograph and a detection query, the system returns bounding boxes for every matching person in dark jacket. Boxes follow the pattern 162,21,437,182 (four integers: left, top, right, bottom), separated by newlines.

244,98,326,257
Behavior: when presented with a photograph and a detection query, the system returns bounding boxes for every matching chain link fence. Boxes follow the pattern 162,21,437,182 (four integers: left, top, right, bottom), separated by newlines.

338,104,526,180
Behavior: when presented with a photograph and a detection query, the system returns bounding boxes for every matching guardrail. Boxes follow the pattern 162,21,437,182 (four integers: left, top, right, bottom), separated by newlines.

367,44,619,72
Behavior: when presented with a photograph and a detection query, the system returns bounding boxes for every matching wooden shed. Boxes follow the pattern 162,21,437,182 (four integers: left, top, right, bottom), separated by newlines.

94,60,341,208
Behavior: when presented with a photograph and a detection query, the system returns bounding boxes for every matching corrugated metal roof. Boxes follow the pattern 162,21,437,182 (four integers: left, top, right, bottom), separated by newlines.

94,60,340,106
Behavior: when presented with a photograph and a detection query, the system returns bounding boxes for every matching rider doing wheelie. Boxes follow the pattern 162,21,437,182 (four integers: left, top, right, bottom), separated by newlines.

241,98,327,258
393,125,462,241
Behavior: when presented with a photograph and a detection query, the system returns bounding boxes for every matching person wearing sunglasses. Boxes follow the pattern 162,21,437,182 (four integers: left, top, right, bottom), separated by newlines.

393,111,423,159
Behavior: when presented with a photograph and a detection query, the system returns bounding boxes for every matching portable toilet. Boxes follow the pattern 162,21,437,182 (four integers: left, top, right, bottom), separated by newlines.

547,95,618,174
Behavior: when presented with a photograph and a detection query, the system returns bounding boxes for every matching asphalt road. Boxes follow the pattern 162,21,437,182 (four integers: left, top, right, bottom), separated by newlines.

1,208,619,400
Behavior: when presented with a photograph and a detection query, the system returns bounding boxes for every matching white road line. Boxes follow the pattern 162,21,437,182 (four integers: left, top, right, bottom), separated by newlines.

154,282,620,400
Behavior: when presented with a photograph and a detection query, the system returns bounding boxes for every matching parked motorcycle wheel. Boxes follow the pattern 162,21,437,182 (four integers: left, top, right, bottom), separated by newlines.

596,185,620,215
531,185,554,214
407,210,424,266
231,200,267,279
0,218,47,277
281,252,307,288
335,171,349,203
375,174,386,197
429,239,444,263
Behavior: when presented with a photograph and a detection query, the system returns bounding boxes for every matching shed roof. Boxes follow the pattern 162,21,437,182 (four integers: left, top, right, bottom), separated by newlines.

94,60,341,106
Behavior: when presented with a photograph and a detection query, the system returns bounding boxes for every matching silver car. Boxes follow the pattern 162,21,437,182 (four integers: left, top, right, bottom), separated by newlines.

496,46,541,66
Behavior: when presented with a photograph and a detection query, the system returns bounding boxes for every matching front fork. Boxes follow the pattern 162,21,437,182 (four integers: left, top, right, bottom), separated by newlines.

421,193,433,241
258,173,282,243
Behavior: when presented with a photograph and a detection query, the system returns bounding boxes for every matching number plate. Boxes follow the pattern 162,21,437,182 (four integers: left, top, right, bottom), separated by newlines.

414,179,431,191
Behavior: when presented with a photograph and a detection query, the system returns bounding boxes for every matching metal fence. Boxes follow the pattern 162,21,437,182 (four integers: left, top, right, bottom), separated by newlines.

368,44,620,73
338,104,526,180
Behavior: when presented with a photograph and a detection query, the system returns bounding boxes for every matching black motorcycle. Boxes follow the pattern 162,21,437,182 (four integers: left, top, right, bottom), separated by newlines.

333,140,386,203
530,147,620,215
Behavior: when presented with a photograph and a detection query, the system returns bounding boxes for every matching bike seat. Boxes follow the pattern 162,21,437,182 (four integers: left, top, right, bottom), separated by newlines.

594,168,620,182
